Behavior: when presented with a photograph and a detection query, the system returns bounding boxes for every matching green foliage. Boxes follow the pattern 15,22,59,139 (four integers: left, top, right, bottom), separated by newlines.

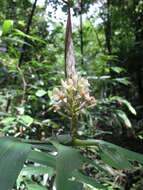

97,140,143,166
35,89,47,97
27,150,56,169
99,144,132,170
0,137,31,190
51,141,82,190
116,110,132,128
2,20,13,35
19,115,34,126
0,0,143,189
0,136,143,189
110,96,136,115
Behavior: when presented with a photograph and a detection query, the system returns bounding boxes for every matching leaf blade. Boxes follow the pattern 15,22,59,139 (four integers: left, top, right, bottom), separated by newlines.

2,20,13,35
96,140,143,166
51,141,82,190
0,137,31,190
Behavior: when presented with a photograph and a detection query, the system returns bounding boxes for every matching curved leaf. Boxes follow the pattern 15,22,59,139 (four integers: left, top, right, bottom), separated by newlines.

116,110,132,128
22,165,54,176
2,20,13,35
113,77,131,85
51,141,82,190
110,96,136,115
99,144,131,170
0,117,16,125
0,137,31,190
111,66,125,73
19,115,34,126
96,140,143,166
27,150,56,169
35,89,47,97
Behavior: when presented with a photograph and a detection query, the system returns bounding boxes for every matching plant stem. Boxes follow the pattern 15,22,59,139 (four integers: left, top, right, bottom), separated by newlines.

72,139,99,146
71,113,78,137
20,136,99,147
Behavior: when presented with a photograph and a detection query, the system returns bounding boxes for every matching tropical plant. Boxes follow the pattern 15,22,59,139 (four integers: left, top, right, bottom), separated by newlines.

0,1,143,190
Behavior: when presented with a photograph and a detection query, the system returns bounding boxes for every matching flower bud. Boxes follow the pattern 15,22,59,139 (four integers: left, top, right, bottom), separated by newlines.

53,88,60,96
79,78,90,89
61,79,69,90
68,78,73,86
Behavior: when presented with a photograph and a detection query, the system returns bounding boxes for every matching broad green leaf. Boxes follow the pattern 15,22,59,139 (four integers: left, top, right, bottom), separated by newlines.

19,115,34,126
51,141,82,190
0,137,31,190
35,89,47,97
2,20,13,35
99,144,131,170
96,140,143,166
27,150,56,169
20,138,56,151
0,117,16,125
73,171,106,189
26,144,104,190
111,66,125,73
116,110,132,128
3,37,32,46
14,29,46,43
110,96,136,115
113,78,131,85
22,165,55,176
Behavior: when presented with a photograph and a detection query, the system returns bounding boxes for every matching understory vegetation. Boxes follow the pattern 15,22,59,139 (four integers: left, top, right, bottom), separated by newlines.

0,0,143,189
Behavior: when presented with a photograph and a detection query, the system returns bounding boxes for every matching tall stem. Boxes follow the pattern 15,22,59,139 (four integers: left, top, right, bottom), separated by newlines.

72,139,99,146
71,113,78,137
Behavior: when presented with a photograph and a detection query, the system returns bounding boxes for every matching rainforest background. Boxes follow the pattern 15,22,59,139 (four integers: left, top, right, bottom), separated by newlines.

0,0,143,189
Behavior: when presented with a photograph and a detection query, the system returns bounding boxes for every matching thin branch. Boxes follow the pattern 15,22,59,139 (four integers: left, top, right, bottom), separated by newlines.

5,99,11,112
18,0,38,68
105,0,112,54
79,0,84,64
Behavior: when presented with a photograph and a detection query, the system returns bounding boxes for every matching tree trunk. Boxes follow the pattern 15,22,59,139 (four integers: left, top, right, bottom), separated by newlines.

104,0,112,55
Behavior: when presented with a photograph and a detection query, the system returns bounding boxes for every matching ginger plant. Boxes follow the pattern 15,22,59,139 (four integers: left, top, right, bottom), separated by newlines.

50,0,96,137
51,74,96,136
